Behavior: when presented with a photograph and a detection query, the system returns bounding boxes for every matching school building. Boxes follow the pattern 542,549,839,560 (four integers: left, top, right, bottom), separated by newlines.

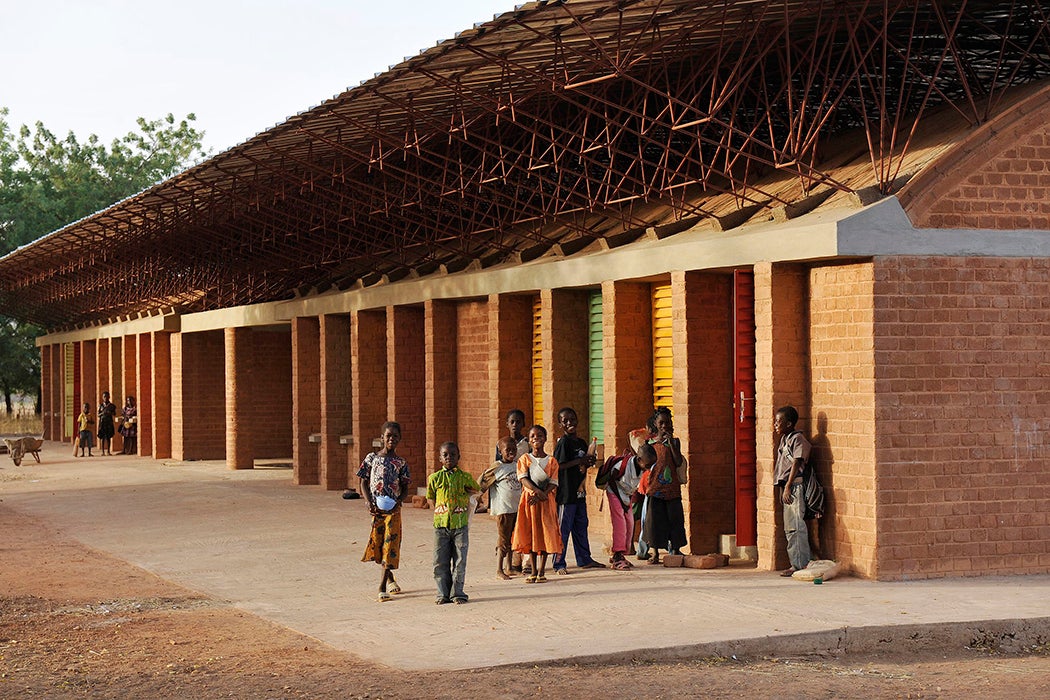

4,1,1050,581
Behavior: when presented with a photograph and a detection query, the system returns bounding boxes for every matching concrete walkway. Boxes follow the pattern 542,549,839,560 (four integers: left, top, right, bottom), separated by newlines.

2,442,1048,671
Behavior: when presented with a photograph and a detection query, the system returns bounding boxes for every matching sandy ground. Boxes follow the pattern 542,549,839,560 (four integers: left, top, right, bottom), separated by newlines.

3,506,1050,699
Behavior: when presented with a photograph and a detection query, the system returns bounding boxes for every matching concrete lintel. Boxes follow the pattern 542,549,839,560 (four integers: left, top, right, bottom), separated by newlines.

37,313,179,347
837,197,1050,257
178,303,290,334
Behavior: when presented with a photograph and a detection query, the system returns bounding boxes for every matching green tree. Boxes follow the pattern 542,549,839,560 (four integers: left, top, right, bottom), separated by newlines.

0,108,207,414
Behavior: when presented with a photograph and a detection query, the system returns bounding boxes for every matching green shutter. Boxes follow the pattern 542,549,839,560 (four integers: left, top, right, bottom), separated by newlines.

588,291,604,442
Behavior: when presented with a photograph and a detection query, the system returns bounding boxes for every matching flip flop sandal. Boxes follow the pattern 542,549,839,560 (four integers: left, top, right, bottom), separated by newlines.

613,560,632,571
525,576,538,584
378,592,392,602
389,583,402,595
536,575,548,583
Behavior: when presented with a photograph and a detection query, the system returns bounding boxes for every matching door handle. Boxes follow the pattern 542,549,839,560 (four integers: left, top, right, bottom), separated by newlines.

739,391,755,422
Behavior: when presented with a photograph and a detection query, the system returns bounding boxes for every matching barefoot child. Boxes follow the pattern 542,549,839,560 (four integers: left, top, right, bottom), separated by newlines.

427,441,480,604
480,436,523,579
494,409,529,573
357,421,411,602
774,405,813,577
512,425,562,582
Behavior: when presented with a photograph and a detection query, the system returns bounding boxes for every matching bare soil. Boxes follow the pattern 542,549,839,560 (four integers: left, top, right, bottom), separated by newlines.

2,505,1049,699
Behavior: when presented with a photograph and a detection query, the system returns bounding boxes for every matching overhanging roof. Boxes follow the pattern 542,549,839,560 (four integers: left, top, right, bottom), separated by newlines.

2,0,1049,330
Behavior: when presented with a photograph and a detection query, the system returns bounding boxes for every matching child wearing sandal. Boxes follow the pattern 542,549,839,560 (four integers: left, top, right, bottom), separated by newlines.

427,441,480,604
607,442,655,570
512,424,562,583
642,407,688,565
358,421,411,602
479,436,523,580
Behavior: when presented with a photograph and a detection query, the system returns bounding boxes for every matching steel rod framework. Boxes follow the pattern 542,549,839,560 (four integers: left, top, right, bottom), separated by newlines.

2,0,1049,329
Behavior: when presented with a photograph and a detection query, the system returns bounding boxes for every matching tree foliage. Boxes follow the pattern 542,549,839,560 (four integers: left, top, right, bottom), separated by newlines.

0,108,207,413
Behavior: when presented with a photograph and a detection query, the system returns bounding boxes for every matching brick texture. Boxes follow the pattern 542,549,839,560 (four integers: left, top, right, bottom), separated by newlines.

41,347,52,440
137,334,153,457
80,340,97,425
292,317,321,485
809,263,877,578
151,332,173,459
225,328,254,470
873,256,1050,579
425,300,458,479
601,281,652,454
319,315,351,488
673,271,735,554
389,306,425,490
486,294,533,476
351,309,388,476
754,262,810,572
172,330,226,461
252,328,293,459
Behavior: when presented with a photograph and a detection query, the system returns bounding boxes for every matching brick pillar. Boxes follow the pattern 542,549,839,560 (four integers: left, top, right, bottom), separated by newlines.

672,271,735,554
225,327,254,470
81,341,97,424
150,332,172,459
601,280,652,453
388,305,425,488
425,300,457,480
109,339,124,452
320,314,351,489
121,335,137,453
137,334,152,456
541,289,591,438
292,317,321,485
50,344,63,441
488,294,533,456
754,262,810,571
351,309,387,472
96,338,110,404
41,346,52,440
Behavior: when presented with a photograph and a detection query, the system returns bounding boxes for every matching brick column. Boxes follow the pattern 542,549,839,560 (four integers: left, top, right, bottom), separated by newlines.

121,335,137,453
137,334,152,456
81,341,97,425
109,339,124,452
292,317,321,485
487,294,532,457
320,314,351,489
541,288,591,438
672,271,735,554
351,309,387,471
754,262,810,571
225,327,254,470
96,338,110,404
601,280,652,453
425,300,457,480
150,332,172,459
50,344,63,441
388,305,425,488
41,346,52,440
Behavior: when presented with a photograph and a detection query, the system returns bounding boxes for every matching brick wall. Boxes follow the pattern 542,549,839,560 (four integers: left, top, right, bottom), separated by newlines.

389,306,425,490
137,334,152,456
151,332,173,459
873,256,1050,579
809,262,877,578
80,341,97,423
456,299,494,478
674,271,735,554
319,315,351,489
225,328,254,469
755,263,810,571
252,328,293,459
487,294,534,472
41,347,52,440
351,309,387,474
172,330,226,461
425,300,458,478
292,317,321,485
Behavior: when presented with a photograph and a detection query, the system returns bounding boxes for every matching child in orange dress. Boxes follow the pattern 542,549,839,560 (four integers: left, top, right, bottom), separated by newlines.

511,424,562,583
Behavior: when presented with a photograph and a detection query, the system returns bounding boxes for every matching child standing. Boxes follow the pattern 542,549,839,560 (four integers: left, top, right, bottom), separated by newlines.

512,424,562,582
494,408,529,461
77,403,94,457
357,421,411,602
774,405,812,577
606,442,656,570
427,441,480,604
482,436,523,580
642,406,688,564
552,407,604,573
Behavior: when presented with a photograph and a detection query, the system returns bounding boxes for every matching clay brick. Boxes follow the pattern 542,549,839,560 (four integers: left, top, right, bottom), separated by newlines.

662,554,684,567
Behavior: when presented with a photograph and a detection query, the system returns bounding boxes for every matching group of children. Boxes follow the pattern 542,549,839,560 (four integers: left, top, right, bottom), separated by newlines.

356,404,699,604
74,391,138,457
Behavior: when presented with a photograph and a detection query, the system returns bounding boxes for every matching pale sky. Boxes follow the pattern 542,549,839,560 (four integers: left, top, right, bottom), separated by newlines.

1,0,517,157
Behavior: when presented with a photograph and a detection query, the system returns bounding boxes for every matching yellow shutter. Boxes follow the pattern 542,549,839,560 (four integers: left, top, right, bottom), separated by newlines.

532,296,543,426
652,283,673,410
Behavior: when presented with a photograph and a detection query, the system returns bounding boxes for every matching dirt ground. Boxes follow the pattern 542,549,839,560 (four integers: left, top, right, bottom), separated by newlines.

2,506,1049,699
